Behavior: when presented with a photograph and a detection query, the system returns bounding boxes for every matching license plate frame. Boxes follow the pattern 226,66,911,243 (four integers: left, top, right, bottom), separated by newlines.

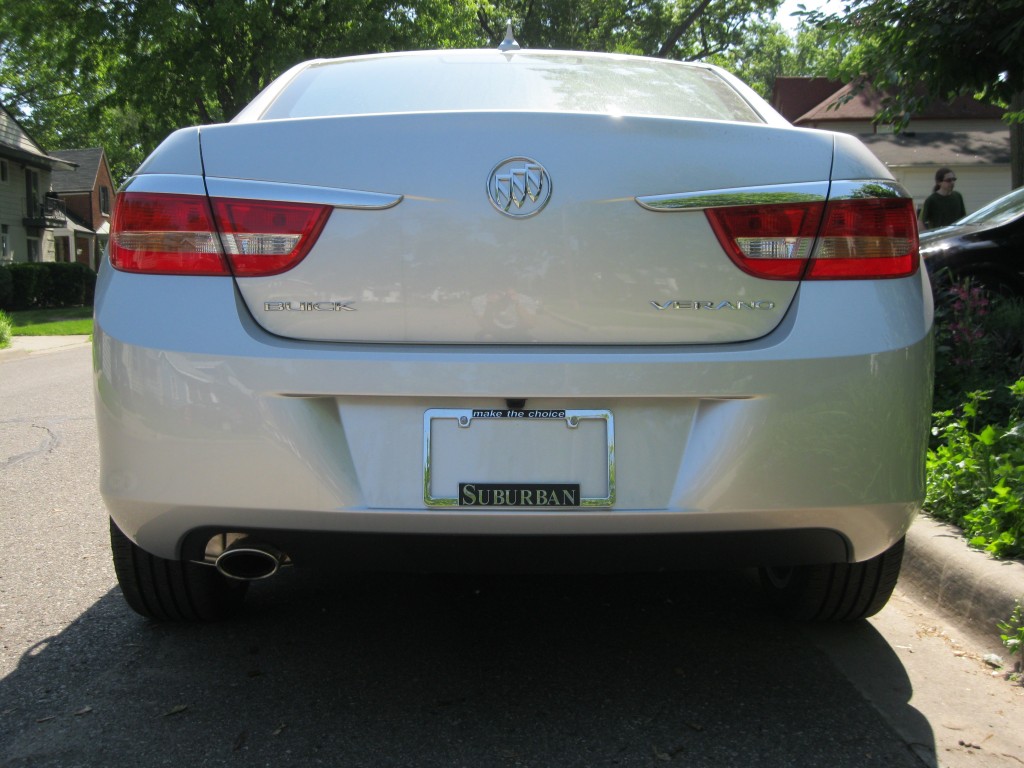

423,408,615,508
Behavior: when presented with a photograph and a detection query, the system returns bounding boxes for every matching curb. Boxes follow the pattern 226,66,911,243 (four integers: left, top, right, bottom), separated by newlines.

0,335,91,361
902,514,1024,652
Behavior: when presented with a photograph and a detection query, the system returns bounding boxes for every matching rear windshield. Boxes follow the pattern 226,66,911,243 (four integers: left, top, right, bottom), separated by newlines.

260,52,763,123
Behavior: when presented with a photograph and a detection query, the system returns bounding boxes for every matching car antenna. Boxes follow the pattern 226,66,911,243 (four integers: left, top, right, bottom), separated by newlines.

498,20,521,52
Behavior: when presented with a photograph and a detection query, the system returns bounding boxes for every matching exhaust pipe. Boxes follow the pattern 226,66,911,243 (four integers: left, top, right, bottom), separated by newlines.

215,540,284,581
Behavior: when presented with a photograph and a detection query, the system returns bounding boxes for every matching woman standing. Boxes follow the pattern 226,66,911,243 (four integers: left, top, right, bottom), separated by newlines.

920,167,966,230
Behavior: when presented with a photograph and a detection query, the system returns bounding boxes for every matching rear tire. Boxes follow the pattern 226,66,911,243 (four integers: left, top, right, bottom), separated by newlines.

759,537,905,621
109,518,247,621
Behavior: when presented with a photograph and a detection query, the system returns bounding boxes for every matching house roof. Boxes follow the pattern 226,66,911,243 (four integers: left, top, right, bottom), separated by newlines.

791,81,1005,125
858,131,1010,167
50,147,107,193
771,77,844,123
0,105,77,172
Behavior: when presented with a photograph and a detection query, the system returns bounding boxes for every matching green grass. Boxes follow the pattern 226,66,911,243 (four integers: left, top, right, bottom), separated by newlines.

9,307,93,336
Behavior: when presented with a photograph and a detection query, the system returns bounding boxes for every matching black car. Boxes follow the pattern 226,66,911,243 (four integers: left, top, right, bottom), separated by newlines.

921,186,1024,296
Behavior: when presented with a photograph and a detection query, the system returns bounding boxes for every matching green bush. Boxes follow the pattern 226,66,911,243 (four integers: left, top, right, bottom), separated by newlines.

927,280,1024,560
0,266,12,310
927,381,1024,558
0,309,11,348
6,263,50,309
0,266,12,311
41,262,95,306
933,282,1024,424
5,262,96,310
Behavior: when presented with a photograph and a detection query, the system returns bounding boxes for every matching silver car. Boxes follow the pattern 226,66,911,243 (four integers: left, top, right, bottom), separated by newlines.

94,42,933,622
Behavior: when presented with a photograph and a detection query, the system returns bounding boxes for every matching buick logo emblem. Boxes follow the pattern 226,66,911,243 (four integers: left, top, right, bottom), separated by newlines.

487,157,552,218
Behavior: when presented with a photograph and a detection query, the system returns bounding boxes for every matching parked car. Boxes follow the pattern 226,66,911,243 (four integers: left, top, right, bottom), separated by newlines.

920,185,1024,297
95,38,933,623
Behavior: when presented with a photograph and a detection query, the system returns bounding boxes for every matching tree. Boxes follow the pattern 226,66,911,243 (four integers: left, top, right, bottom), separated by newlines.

3,0,789,182
806,0,1024,186
475,0,784,60
2,0,482,181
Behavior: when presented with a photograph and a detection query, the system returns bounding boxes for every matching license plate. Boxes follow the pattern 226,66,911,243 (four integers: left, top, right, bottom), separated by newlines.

423,409,614,508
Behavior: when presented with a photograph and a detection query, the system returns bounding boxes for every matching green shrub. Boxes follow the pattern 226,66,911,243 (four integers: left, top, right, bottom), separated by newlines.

0,266,12,310
41,262,95,306
933,282,1024,424
5,262,96,310
1000,601,1024,682
926,380,1024,558
0,309,11,348
6,263,50,310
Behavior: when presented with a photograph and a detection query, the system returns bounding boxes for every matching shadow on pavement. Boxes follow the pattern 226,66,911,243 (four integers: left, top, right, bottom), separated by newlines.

0,569,935,767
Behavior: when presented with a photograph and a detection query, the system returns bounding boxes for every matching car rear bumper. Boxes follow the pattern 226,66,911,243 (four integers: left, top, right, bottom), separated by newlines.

94,259,934,566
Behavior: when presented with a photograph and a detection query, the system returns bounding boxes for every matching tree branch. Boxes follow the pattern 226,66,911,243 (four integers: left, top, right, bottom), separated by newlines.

656,0,715,58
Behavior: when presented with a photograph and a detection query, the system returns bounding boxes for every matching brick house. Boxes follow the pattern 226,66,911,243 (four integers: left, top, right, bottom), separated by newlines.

50,148,116,270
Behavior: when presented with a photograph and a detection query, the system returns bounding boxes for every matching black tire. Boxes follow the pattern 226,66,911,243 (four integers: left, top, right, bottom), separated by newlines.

759,537,905,622
109,518,247,621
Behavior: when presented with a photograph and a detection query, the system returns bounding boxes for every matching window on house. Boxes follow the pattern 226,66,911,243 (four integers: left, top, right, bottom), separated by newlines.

100,185,111,215
1,225,8,261
25,169,41,216
27,237,40,262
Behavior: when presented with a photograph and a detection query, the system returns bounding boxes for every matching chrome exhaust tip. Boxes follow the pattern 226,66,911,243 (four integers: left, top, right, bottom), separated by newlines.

215,542,283,581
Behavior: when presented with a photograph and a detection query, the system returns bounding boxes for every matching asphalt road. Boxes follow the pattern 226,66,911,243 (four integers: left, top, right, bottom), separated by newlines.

2,344,1023,767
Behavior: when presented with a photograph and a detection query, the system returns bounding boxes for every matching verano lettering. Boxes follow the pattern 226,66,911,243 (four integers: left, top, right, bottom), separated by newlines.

650,300,776,311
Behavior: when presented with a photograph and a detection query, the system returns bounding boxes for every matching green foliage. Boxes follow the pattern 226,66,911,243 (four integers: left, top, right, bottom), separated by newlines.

706,17,792,98
998,601,1024,682
1,0,484,181
42,262,97,307
804,0,1024,126
0,309,11,349
6,263,51,311
932,281,1024,423
4,263,97,311
926,382,1024,558
707,19,855,98
927,280,1024,559
0,266,12,310
477,0,784,59
3,0,788,182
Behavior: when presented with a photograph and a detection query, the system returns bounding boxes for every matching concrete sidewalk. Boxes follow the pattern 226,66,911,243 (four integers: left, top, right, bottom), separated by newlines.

2,335,1023,654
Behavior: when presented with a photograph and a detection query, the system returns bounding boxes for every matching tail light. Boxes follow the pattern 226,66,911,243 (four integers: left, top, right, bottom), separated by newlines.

706,197,918,280
110,192,331,276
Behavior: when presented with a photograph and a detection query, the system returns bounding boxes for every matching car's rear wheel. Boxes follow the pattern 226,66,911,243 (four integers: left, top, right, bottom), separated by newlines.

109,518,247,621
759,537,905,621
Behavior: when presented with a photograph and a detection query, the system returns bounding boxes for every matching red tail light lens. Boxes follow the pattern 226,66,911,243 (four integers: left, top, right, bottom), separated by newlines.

706,197,918,280
806,198,919,279
706,202,824,280
211,198,332,277
110,193,229,275
110,192,332,276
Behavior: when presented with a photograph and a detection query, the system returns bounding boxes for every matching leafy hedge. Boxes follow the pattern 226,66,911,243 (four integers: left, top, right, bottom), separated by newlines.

927,382,1024,558
0,266,11,310
0,262,97,311
0,309,11,348
928,281,1024,559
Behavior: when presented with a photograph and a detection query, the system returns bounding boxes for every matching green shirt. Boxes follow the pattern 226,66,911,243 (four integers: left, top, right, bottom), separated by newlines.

921,191,966,229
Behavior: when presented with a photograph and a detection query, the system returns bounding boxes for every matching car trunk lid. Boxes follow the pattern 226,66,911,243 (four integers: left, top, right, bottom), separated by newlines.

198,112,835,344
